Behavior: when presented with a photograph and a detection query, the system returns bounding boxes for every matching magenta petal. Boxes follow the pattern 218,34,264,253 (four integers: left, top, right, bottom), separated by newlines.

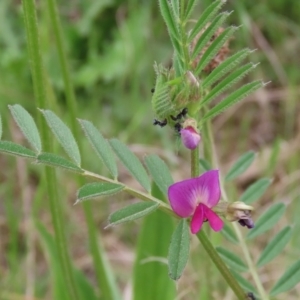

180,126,201,150
190,204,205,234
168,178,199,217
194,170,221,208
203,205,223,232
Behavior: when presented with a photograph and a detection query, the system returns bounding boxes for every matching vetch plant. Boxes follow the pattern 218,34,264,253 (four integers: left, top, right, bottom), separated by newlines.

0,0,298,299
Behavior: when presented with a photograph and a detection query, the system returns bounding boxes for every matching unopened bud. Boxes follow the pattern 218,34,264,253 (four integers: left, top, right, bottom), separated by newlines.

180,119,201,150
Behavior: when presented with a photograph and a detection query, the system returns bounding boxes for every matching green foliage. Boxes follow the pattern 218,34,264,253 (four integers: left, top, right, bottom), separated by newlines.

195,25,238,75
37,222,97,300
37,153,84,173
76,182,124,203
257,226,293,267
108,202,159,226
220,223,238,244
216,247,248,273
145,154,174,196
168,219,190,281
1,0,298,298
41,109,81,166
201,81,264,123
78,119,118,179
247,203,286,239
110,138,151,192
270,259,300,296
133,183,175,300
191,12,230,60
9,104,41,153
199,157,211,171
230,270,257,296
202,48,252,89
225,151,256,181
240,178,272,204
201,62,258,107
0,140,36,158
188,0,226,42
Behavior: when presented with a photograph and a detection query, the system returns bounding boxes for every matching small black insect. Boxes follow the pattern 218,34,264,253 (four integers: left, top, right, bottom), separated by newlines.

153,107,188,132
174,122,182,133
151,88,155,93
170,107,188,121
246,292,256,300
153,118,167,127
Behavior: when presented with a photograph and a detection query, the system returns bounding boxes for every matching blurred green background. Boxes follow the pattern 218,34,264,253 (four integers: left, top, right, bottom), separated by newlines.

0,0,300,299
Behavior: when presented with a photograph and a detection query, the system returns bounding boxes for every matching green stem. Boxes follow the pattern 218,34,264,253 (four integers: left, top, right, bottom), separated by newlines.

190,148,246,299
196,231,246,299
232,223,269,300
22,1,79,299
46,0,121,298
202,119,269,300
83,170,173,216
191,146,200,176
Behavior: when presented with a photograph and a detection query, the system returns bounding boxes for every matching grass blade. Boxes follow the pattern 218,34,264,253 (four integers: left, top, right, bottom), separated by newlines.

110,138,151,192
168,219,190,281
201,80,264,123
247,203,286,240
216,247,248,272
144,154,173,197
240,178,272,204
76,182,124,203
133,183,175,300
0,141,36,158
225,151,256,181
257,226,292,267
270,259,300,296
37,222,98,300
9,104,42,153
78,119,118,179
202,48,252,89
108,202,159,226
40,109,81,166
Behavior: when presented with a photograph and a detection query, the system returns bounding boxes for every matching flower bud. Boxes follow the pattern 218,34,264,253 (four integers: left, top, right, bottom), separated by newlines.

180,119,201,150
214,201,254,229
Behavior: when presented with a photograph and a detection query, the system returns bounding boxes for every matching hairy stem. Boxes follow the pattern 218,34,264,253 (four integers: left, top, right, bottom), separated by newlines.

203,119,269,300
191,148,246,300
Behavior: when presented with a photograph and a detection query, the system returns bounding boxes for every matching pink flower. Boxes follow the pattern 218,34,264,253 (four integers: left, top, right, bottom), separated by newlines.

168,170,223,234
180,126,201,150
